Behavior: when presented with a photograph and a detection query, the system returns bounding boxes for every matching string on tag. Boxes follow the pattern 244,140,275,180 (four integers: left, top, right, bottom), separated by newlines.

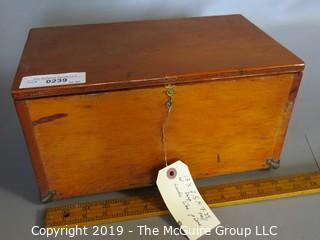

161,85,174,167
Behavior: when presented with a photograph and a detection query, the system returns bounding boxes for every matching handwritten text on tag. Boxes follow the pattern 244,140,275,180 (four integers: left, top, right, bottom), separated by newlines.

156,160,220,240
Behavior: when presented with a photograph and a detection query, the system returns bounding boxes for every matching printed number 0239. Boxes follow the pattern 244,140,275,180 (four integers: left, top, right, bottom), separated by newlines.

46,78,68,84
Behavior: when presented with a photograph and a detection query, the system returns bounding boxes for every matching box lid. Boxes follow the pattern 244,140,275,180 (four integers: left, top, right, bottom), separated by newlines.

12,14,304,100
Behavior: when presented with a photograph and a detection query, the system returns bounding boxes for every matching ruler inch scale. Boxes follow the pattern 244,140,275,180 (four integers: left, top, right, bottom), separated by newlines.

45,172,320,228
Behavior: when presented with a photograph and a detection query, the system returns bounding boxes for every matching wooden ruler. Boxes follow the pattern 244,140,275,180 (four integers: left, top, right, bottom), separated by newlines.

45,172,320,228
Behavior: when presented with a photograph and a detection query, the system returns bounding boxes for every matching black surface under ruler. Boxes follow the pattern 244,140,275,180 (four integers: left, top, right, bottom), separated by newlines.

45,172,320,228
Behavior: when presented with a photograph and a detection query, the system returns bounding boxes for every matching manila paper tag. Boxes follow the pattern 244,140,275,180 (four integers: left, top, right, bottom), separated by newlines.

156,160,220,240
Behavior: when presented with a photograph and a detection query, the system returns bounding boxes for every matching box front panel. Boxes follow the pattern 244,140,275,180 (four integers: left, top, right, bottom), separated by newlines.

26,73,295,199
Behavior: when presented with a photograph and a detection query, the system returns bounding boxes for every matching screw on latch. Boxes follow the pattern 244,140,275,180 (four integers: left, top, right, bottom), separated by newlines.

266,159,280,170
166,86,174,97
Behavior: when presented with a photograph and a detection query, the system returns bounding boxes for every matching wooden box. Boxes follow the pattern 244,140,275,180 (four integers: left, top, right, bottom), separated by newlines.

12,15,304,202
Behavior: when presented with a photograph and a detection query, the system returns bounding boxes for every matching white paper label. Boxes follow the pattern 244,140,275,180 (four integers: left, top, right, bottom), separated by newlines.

19,72,86,89
156,160,220,240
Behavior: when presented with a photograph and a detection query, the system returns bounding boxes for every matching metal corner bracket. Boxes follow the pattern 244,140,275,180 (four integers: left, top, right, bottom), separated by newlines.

41,189,56,203
266,159,280,170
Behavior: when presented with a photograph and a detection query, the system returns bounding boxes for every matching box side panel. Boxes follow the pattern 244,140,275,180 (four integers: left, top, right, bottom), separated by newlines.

26,73,295,199
271,72,303,160
14,100,49,199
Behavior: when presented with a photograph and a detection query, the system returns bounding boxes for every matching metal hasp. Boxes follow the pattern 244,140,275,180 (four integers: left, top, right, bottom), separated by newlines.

165,85,174,108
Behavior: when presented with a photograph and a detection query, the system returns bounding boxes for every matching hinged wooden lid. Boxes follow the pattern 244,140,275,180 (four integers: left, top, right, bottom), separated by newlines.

12,14,304,100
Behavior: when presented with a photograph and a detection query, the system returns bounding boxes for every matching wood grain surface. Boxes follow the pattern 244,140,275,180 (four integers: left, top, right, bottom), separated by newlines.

25,73,295,199
12,15,303,100
11,15,304,200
